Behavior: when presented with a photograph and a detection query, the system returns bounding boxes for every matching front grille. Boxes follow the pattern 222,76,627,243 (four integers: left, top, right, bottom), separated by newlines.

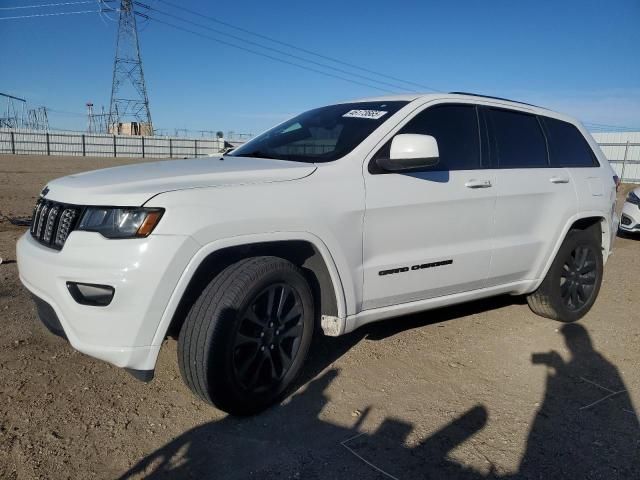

30,198,81,249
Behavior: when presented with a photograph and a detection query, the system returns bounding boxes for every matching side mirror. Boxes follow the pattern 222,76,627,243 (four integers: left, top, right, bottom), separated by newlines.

377,134,439,171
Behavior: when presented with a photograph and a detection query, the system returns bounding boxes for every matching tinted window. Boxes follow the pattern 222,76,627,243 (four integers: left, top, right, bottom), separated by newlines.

489,109,548,168
375,104,481,171
542,117,598,167
230,101,408,163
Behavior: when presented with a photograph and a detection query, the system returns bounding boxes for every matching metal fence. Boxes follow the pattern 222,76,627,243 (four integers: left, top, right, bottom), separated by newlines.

1,128,639,184
0,128,225,158
597,142,640,184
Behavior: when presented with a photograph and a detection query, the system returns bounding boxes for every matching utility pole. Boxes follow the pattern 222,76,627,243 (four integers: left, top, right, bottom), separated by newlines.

107,0,153,135
87,102,96,133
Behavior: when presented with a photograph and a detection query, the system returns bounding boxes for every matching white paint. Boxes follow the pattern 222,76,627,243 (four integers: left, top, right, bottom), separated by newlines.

16,93,618,372
619,187,640,233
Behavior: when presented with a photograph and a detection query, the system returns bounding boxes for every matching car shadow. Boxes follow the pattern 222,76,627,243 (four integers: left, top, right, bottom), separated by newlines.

405,170,451,183
365,294,525,341
118,298,639,478
297,294,525,389
617,229,640,240
118,367,489,480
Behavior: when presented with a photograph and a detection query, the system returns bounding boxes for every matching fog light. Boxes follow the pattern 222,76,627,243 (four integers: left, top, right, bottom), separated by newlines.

66,282,115,307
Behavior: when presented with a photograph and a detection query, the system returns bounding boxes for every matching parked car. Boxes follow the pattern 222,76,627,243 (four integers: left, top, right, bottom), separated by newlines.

17,92,619,415
620,187,640,233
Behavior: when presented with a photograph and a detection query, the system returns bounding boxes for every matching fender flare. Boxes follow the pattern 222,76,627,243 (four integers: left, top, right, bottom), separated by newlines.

531,211,608,292
149,231,348,347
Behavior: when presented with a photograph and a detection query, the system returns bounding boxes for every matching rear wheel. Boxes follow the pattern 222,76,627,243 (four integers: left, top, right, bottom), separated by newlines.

178,256,314,415
527,229,603,322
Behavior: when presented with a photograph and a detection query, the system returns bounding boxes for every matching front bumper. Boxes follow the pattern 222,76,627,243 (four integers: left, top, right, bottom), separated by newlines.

17,231,199,371
620,202,640,232
32,294,67,339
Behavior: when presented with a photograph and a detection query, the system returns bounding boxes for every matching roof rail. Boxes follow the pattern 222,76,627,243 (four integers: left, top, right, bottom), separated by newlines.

448,91,540,108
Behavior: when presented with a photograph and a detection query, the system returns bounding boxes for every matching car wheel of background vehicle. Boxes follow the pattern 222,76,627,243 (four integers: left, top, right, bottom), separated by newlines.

527,229,603,322
178,256,314,415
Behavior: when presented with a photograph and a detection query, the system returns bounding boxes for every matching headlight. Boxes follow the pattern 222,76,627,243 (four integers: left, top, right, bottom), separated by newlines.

627,191,640,206
78,207,164,239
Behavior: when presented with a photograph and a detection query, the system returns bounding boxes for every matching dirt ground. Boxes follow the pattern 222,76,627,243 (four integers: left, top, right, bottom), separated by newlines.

0,154,638,480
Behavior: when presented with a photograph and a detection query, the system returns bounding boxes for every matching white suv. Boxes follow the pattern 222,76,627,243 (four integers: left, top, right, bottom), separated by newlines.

620,187,640,233
17,93,618,414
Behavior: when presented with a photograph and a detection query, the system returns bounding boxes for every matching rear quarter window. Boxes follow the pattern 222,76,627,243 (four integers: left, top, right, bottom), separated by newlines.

541,117,599,167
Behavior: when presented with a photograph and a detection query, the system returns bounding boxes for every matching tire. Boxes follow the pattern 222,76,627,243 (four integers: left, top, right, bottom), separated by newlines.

527,229,603,322
178,256,314,415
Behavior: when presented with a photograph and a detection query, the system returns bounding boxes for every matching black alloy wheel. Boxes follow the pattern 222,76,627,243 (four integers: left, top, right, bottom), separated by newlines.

560,244,598,311
232,284,305,393
527,228,604,322
178,256,314,415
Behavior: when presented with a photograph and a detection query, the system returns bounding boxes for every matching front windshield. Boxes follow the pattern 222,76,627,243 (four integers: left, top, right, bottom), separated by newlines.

229,101,408,163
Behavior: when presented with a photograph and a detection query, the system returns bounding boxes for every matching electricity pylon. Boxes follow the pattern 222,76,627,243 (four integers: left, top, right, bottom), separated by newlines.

107,0,153,134
26,106,49,130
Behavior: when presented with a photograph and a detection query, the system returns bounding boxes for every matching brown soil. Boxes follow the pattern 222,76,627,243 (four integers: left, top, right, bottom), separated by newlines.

0,154,638,479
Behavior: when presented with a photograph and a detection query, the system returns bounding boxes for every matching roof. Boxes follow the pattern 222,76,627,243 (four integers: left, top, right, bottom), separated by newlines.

447,91,541,108
349,91,545,107
331,91,594,133
343,91,579,123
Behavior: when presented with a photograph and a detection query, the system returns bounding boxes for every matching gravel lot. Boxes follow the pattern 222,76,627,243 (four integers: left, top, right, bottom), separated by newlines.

0,154,638,479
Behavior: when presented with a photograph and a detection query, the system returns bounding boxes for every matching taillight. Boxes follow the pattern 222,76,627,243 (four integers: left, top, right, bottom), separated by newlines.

613,175,621,193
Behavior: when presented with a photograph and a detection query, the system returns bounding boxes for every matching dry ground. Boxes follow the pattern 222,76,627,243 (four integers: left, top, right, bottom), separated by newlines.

0,154,638,479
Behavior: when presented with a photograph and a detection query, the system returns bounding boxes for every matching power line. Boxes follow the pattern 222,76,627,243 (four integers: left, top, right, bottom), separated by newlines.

0,9,99,20
155,0,440,93
135,2,416,93
141,13,396,93
46,107,87,116
0,1,96,10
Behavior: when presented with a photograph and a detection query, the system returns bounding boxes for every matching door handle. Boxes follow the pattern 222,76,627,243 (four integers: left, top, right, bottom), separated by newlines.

550,176,570,184
465,179,492,189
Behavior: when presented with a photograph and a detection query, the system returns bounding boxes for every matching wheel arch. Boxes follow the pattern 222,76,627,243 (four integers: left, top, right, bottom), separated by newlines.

532,213,608,292
151,233,347,347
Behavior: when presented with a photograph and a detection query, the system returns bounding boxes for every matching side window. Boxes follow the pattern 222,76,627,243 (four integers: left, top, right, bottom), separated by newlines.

541,117,599,167
488,108,548,168
373,104,481,171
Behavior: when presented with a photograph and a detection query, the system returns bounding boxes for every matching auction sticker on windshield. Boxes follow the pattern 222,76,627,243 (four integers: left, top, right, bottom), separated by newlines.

343,109,388,120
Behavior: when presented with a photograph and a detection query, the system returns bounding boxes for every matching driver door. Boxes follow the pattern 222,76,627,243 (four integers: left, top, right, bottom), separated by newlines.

361,103,496,310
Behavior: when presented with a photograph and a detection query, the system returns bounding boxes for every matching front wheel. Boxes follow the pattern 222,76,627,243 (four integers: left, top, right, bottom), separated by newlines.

527,229,604,322
178,256,314,415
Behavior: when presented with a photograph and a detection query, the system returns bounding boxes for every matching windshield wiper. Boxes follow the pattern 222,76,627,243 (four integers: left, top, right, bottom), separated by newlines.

232,150,278,159
231,150,317,163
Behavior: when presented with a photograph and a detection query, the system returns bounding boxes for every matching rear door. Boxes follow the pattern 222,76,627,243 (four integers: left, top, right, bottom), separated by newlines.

540,116,611,220
485,107,578,286
361,103,496,310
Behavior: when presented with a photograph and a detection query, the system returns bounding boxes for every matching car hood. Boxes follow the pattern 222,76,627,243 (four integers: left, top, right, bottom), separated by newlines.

43,156,317,206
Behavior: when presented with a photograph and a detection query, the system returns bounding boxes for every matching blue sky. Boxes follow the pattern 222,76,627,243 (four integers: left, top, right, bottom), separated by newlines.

1,0,639,134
